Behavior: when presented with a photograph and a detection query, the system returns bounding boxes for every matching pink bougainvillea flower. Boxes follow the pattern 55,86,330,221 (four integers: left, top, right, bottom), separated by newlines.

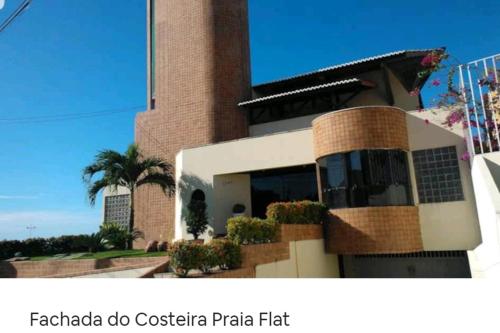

431,79,441,86
421,53,440,67
418,108,424,113
460,151,471,161
410,88,420,96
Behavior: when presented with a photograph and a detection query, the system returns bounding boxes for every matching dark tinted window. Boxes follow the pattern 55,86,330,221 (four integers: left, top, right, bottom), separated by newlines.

251,165,318,218
318,150,413,209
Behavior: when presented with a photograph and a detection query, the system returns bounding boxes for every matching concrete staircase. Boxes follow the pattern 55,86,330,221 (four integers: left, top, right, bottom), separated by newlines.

468,153,500,277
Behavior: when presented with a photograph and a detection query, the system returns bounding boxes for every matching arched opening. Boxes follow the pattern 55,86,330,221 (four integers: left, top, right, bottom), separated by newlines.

191,189,206,202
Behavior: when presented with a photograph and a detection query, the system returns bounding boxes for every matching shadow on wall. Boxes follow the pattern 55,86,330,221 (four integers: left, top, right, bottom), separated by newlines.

178,173,213,225
0,262,17,278
407,110,465,150
484,157,500,192
324,214,376,254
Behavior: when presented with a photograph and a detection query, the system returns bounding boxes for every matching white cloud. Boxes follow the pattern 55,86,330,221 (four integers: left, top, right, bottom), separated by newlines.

0,0,5,10
0,195,38,200
0,210,102,240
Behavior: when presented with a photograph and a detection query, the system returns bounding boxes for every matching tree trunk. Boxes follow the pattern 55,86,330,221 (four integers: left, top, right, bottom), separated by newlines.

127,190,135,250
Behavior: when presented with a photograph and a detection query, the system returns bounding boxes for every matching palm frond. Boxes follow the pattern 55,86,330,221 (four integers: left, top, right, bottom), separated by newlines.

87,179,109,206
136,171,176,196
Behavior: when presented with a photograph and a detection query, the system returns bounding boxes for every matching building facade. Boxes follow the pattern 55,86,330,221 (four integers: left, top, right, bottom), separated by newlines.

114,0,490,277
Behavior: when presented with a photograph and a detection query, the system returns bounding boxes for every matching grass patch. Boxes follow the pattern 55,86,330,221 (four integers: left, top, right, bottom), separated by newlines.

29,256,55,261
29,250,168,261
78,250,168,260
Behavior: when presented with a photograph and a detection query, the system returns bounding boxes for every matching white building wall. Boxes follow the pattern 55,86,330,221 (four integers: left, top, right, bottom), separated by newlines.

256,239,340,278
468,153,500,278
406,110,481,251
175,129,315,238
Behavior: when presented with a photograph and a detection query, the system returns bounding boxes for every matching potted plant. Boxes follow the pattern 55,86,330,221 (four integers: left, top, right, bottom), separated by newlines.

232,203,246,217
186,199,208,242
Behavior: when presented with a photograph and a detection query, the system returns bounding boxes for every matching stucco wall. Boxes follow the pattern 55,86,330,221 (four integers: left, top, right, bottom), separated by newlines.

406,110,481,251
175,129,315,239
255,239,340,278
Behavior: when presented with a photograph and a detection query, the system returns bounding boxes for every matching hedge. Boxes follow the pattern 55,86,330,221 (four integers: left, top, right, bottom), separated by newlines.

210,239,242,270
0,235,91,260
266,201,328,225
168,240,242,277
168,241,205,277
226,216,279,245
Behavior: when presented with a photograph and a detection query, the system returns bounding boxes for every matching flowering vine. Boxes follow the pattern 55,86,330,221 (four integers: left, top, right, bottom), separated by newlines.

415,50,500,160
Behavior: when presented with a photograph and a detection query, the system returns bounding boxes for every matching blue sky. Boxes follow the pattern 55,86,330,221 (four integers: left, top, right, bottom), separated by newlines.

0,0,499,240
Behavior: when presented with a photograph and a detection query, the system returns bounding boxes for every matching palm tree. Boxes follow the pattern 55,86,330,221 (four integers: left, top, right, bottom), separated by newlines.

83,144,175,248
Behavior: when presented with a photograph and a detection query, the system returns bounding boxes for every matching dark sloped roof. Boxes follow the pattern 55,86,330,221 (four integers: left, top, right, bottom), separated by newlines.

252,49,443,96
239,78,375,107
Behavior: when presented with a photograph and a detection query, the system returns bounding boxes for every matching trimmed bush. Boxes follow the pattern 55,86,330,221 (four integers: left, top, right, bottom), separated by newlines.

198,244,219,274
226,216,279,245
168,241,204,277
266,201,328,225
210,239,242,270
186,200,208,240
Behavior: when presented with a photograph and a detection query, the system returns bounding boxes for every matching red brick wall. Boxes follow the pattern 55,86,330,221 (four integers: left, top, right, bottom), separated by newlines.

134,0,251,246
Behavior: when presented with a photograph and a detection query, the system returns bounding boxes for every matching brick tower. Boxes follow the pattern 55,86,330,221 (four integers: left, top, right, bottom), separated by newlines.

134,0,251,246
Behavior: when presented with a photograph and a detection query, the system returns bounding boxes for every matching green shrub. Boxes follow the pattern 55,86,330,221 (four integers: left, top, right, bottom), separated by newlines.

168,241,204,277
0,240,23,260
266,201,328,225
226,216,279,245
100,222,143,250
0,234,113,260
78,233,106,253
198,244,219,274
210,239,242,270
21,238,48,257
185,200,208,240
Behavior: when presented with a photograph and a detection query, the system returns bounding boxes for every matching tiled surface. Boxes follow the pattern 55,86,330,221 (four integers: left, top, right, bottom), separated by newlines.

312,106,409,159
0,257,168,278
412,146,464,203
279,225,323,243
325,206,423,254
135,0,251,246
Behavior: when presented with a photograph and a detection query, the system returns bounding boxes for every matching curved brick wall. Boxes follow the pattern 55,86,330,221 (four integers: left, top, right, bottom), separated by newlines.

325,206,423,254
312,106,409,159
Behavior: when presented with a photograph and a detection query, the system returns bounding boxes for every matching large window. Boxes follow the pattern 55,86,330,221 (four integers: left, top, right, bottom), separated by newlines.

251,165,319,218
318,150,413,209
149,0,156,108
412,146,464,203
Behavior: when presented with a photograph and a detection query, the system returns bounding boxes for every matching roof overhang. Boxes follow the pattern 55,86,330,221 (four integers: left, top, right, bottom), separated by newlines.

252,48,445,96
239,78,376,108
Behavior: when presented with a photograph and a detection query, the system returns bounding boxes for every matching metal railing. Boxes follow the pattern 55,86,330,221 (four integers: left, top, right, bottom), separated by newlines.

458,54,500,157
